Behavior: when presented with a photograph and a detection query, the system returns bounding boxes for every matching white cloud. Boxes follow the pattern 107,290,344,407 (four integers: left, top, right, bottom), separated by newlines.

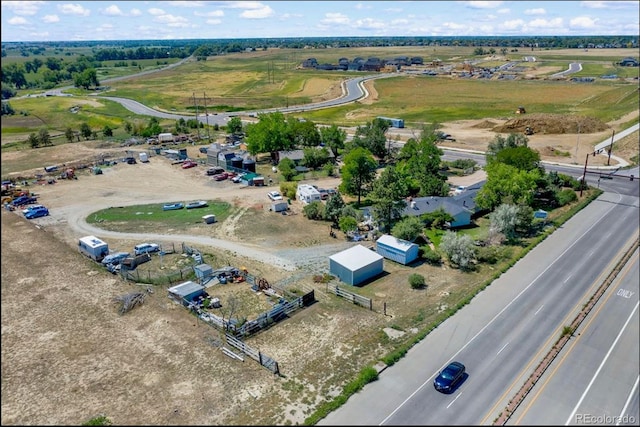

8,16,28,25
164,0,207,7
525,8,546,15
154,14,189,27
581,1,638,10
321,12,350,25
497,8,510,14
385,8,403,13
42,14,60,23
570,16,598,29
224,1,266,10
57,3,90,16
1,1,44,16
465,1,504,9
206,19,222,25
391,19,409,25
355,3,372,10
528,17,564,29
240,5,274,19
194,10,224,18
502,19,525,30
29,31,49,38
353,18,386,30
102,5,124,16
130,8,142,17
148,8,165,16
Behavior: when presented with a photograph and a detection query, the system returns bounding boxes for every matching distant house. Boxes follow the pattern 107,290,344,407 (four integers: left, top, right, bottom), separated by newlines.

619,57,639,67
301,58,318,68
401,180,486,228
276,147,334,165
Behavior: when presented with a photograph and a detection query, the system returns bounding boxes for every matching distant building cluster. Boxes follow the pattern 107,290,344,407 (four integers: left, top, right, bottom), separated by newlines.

301,56,424,72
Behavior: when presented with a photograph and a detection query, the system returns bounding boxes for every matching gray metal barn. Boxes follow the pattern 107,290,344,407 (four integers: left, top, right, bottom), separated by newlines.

375,234,419,265
168,281,206,306
329,245,384,286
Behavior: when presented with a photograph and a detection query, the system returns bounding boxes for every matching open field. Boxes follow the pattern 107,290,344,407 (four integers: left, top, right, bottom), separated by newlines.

1,45,638,426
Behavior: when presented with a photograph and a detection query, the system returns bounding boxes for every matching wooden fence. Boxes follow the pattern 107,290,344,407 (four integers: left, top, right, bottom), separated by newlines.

225,333,279,375
326,283,373,310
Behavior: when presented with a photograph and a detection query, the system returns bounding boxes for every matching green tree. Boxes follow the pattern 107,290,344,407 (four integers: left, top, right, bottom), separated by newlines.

325,192,346,227
38,127,52,146
287,118,321,147
80,123,92,140
347,118,390,159
420,207,454,230
487,133,529,157
302,147,330,169
1,100,15,115
102,125,113,137
339,216,358,234
277,157,296,181
28,132,40,148
494,146,541,172
476,162,541,211
391,216,424,241
368,165,408,232
123,121,133,134
226,116,243,134
396,127,447,196
439,231,475,270
303,201,325,220
245,112,293,163
339,147,377,205
489,203,521,241
320,124,346,157
73,68,99,90
65,127,75,143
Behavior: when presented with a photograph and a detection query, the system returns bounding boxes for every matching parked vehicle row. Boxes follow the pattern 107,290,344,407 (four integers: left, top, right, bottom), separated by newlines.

23,205,49,219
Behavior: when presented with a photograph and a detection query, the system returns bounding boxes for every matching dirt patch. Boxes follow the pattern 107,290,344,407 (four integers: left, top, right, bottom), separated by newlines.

493,113,609,135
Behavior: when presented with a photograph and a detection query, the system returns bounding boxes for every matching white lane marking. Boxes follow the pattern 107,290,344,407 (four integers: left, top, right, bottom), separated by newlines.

534,305,544,316
447,392,463,409
497,343,509,356
564,301,639,425
617,375,639,426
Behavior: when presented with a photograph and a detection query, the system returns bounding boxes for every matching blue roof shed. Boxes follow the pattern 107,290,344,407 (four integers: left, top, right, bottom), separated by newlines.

376,234,419,265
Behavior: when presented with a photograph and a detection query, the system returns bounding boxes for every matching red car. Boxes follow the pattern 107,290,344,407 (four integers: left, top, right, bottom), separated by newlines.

212,172,229,181
182,160,197,169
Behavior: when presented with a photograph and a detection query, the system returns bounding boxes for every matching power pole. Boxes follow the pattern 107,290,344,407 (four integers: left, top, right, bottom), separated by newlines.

203,92,211,142
607,130,615,166
193,93,201,141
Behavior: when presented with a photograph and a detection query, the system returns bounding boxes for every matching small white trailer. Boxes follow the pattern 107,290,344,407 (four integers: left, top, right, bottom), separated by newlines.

78,235,109,262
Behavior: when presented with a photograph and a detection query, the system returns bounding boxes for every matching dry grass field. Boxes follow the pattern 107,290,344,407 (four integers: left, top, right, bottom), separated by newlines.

2,45,638,425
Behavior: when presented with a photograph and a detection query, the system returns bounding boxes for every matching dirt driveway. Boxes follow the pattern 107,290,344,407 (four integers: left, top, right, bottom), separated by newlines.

2,113,637,425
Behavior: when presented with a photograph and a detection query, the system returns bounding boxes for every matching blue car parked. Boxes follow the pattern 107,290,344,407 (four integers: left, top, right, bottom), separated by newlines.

24,206,49,219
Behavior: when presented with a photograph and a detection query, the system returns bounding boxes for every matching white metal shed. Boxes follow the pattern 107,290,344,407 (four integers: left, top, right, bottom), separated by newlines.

329,245,383,286
375,234,419,265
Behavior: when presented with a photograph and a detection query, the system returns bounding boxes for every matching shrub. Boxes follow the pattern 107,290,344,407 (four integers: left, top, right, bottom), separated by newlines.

420,245,442,265
280,181,298,199
303,201,325,220
557,188,578,206
408,273,426,289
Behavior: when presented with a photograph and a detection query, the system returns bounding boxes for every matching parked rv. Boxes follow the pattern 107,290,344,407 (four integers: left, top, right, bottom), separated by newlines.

78,235,110,262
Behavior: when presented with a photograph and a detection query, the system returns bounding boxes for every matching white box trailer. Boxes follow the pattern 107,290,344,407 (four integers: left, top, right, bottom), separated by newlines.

296,184,322,204
139,152,149,163
78,235,109,262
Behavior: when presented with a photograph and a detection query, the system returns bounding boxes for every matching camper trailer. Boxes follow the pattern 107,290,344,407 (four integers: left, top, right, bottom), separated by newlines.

296,184,322,205
78,235,109,262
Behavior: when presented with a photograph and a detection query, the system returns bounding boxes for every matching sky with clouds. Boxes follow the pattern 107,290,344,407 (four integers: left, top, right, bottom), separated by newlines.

2,1,639,42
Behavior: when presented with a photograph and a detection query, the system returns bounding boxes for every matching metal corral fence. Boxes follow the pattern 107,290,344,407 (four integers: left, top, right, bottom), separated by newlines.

225,333,279,375
326,282,373,310
119,242,196,285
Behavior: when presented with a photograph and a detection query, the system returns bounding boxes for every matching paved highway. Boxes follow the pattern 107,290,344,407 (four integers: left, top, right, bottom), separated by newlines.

508,251,639,425
319,187,639,425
